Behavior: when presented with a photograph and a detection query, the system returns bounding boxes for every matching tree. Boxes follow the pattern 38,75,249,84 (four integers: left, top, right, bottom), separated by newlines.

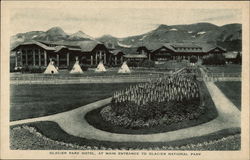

202,54,226,65
190,56,198,63
235,52,242,64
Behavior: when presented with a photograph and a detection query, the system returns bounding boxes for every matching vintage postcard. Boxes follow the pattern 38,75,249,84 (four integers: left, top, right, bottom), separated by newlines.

1,1,249,160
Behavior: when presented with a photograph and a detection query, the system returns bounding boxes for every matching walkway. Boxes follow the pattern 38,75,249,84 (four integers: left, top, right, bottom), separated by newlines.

10,82,240,143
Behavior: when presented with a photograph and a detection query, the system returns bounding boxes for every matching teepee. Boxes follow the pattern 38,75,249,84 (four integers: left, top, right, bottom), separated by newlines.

70,57,83,74
95,61,106,72
44,59,59,74
118,61,131,73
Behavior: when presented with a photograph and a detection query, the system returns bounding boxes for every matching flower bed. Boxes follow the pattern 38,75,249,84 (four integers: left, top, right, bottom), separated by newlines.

100,74,205,129
10,124,240,150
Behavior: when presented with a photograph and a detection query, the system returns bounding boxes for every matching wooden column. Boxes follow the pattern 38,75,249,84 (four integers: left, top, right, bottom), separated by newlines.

15,51,18,67
95,53,98,64
104,52,106,64
20,50,23,66
149,53,151,61
91,55,93,65
99,51,102,61
24,50,27,65
121,56,123,63
33,49,36,66
44,50,47,66
38,49,41,66
57,54,59,66
67,52,70,67
115,56,117,65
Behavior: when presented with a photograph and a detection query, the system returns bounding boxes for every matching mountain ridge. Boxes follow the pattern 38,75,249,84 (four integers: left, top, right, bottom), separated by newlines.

11,22,242,52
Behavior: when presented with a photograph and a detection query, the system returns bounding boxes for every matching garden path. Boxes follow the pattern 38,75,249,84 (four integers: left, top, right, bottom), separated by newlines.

10,82,240,143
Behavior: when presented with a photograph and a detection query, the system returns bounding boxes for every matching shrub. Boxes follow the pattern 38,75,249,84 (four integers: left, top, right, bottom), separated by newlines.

20,65,46,73
139,60,155,68
126,60,155,68
234,52,242,64
202,54,226,65
80,64,90,71
190,56,198,63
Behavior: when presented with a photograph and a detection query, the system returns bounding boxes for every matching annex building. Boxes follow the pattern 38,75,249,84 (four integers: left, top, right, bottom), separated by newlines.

125,42,226,62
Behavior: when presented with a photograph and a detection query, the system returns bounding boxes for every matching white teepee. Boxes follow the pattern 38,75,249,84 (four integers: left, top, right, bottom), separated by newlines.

70,57,83,74
118,61,131,73
44,59,59,74
95,61,106,72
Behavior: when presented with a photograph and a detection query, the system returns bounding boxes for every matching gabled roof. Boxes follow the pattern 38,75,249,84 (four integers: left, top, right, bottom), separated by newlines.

201,44,226,53
223,51,238,59
151,42,225,54
110,49,124,56
120,47,138,55
166,43,203,53
12,40,102,53
78,41,103,52
124,54,147,58
54,46,67,52
142,42,164,51
11,40,56,51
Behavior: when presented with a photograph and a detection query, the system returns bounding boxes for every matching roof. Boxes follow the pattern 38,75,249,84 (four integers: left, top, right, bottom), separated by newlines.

170,43,202,48
120,47,138,55
12,40,101,53
144,42,225,54
110,49,124,56
141,42,164,51
166,43,203,53
223,52,238,59
78,41,102,52
11,41,56,51
124,54,147,58
54,45,81,52
54,46,67,52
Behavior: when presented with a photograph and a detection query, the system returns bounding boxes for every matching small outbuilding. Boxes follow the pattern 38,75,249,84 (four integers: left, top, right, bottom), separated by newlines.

95,61,106,72
118,61,131,73
70,57,83,74
44,59,59,74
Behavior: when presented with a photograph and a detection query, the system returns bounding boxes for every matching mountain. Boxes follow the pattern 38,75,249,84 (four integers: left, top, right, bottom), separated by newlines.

10,31,44,49
68,31,94,41
98,23,241,51
33,27,68,41
10,27,95,49
11,23,242,52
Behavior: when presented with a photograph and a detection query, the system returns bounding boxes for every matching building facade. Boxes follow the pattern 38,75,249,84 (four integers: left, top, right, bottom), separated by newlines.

12,40,123,69
12,41,226,69
123,43,226,63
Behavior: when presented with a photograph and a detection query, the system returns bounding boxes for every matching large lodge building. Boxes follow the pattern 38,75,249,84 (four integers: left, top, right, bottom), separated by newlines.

12,40,226,69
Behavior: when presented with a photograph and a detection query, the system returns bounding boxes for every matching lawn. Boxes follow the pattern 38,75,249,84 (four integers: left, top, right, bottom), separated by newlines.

155,60,188,70
204,64,242,73
10,121,240,150
215,81,241,110
85,81,218,134
10,83,137,121
11,68,169,78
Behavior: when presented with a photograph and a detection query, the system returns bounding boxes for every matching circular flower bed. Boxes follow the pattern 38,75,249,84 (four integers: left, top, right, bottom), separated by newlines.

100,74,206,129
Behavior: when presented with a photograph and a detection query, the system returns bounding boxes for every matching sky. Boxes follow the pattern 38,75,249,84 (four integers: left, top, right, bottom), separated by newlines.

10,5,241,38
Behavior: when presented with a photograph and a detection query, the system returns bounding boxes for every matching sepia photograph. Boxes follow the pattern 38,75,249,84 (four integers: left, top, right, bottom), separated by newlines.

1,1,249,160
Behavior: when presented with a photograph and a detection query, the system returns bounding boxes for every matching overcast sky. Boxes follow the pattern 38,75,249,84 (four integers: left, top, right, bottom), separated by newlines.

10,5,241,38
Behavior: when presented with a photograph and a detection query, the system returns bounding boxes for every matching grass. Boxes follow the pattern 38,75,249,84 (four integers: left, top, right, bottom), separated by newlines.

10,83,137,121
215,81,241,110
10,121,240,150
85,81,218,134
204,64,242,73
155,60,188,70
10,68,168,78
